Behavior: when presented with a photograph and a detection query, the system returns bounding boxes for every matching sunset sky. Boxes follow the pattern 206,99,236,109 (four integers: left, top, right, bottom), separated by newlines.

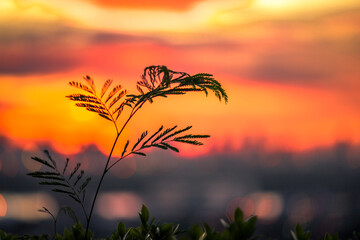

1,0,360,158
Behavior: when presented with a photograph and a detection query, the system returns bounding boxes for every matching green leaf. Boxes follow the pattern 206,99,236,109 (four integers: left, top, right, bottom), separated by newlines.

117,222,126,238
139,205,149,225
234,208,244,223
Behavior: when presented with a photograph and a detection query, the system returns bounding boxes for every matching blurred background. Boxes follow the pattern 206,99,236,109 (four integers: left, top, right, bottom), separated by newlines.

1,0,360,238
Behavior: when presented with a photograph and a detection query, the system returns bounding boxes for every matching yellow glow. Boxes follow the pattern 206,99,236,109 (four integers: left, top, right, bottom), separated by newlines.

0,0,60,21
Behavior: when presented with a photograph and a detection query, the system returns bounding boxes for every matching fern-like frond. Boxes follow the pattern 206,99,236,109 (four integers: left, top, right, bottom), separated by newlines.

162,126,192,141
79,177,91,193
141,126,163,147
117,125,209,165
101,79,113,99
108,90,127,109
28,150,91,227
132,131,148,151
39,181,70,188
63,158,69,175
74,170,84,186
84,76,96,95
69,81,94,94
121,140,130,157
69,163,81,180
151,126,177,144
30,156,54,169
66,94,101,104
75,103,105,110
172,139,204,145
105,85,122,103
127,65,228,109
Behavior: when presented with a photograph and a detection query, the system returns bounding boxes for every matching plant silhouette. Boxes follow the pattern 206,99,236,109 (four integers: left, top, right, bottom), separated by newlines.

28,65,228,239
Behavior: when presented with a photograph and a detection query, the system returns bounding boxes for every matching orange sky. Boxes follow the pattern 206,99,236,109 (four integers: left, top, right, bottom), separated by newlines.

0,0,360,157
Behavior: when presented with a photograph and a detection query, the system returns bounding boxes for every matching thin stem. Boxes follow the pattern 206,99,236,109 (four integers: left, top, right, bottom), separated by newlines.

84,101,146,239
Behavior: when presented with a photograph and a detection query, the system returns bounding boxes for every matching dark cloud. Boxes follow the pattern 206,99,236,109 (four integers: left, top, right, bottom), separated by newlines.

0,47,80,75
0,22,161,75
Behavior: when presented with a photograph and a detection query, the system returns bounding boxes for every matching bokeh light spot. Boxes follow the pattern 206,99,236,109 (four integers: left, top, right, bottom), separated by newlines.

0,194,7,217
3,193,58,220
96,192,143,219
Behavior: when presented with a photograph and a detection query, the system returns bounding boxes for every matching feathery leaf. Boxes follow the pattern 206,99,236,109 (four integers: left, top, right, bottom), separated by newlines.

69,81,94,94
44,150,56,168
69,163,81,180
101,79,113,99
160,143,179,152
173,139,204,145
39,181,70,188
79,177,91,192
30,157,54,169
121,140,130,157
66,94,101,104
84,75,96,95
108,90,127,109
59,206,78,223
162,126,192,141
74,170,84,186
152,126,177,143
132,131,148,151
52,189,74,195
142,126,163,147
105,85,122,103
68,194,81,204
79,178,91,193
63,158,69,175
132,151,146,156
